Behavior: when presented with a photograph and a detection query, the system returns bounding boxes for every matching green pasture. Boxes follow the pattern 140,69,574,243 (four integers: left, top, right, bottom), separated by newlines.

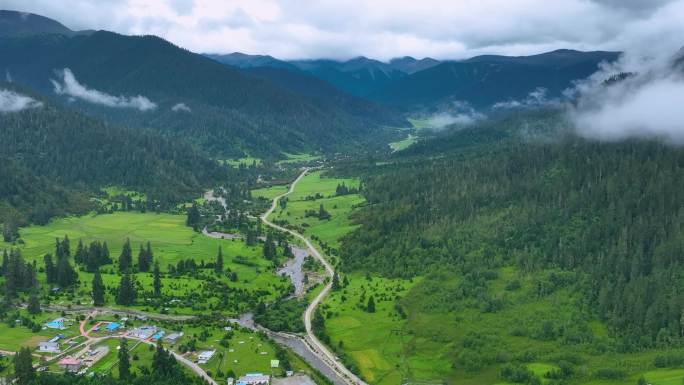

276,153,322,165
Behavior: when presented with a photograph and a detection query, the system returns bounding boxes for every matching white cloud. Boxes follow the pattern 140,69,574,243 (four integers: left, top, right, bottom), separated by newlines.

567,0,684,144
493,87,559,109
0,89,43,113
51,68,157,111
425,102,485,131
171,102,191,112
2,0,681,60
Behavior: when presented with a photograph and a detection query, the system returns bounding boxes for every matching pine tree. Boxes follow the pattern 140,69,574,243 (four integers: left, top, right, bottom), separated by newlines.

186,203,201,230
27,292,40,314
1,249,8,276
44,254,56,284
119,238,132,273
332,271,341,291
92,269,105,307
138,244,149,272
318,204,331,220
62,235,70,257
55,250,77,288
116,274,136,306
263,234,276,260
215,246,224,274
153,261,162,298
367,295,376,313
118,338,130,380
13,347,35,385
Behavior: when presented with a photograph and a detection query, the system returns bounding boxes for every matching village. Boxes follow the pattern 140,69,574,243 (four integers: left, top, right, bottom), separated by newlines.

5,311,308,385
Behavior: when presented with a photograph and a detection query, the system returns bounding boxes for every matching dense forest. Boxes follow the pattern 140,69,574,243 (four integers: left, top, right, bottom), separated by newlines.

340,110,684,349
0,83,229,226
0,31,402,157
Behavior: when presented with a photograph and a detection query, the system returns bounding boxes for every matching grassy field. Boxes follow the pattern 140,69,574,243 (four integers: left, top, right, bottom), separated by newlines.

322,268,684,385
269,170,363,248
222,157,263,168
1,212,289,314
276,153,322,165
251,185,289,201
0,310,81,351
389,133,417,152
2,212,264,267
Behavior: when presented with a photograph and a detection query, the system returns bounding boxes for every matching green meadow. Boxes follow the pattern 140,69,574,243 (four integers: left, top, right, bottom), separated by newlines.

389,133,417,152
322,269,684,385
276,153,322,165
270,170,364,248
251,185,289,201
222,157,263,168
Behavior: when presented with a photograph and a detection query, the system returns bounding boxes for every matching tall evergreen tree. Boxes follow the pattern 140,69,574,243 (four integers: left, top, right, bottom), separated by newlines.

119,238,132,273
367,295,376,313
116,274,136,306
27,292,40,314
1,248,8,276
44,254,56,284
215,246,223,274
153,261,162,298
74,239,86,264
92,268,105,307
186,203,201,230
13,347,34,385
118,338,131,380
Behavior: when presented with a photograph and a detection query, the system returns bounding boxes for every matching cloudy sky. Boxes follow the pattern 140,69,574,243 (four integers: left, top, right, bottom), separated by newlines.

2,0,683,60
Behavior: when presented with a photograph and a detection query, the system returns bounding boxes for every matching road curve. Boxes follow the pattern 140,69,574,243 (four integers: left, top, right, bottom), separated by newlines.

261,168,368,385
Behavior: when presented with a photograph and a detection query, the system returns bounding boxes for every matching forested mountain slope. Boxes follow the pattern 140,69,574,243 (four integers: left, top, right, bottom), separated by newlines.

0,84,227,225
372,50,619,108
340,110,684,349
0,28,395,156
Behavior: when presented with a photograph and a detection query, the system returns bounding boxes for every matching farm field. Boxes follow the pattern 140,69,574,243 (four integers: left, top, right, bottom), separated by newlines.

269,170,364,248
252,185,289,201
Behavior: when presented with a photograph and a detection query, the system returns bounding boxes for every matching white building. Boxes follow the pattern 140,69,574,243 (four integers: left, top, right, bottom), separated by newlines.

38,341,60,353
197,350,216,364
236,373,270,385
128,325,157,340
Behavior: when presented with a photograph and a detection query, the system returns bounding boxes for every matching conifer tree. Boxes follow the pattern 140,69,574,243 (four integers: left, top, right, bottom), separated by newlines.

13,347,34,385
118,338,130,380
119,238,132,273
367,295,376,313
92,268,105,306
116,274,136,306
27,292,40,314
153,261,162,298
215,246,224,274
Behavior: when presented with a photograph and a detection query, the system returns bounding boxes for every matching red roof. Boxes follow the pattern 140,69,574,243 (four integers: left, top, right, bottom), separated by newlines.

59,357,81,365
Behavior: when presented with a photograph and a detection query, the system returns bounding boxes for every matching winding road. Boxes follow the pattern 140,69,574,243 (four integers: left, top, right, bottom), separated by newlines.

261,168,368,385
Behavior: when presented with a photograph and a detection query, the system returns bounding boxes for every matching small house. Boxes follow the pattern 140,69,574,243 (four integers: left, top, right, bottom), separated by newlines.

236,373,270,385
197,350,216,364
58,357,82,373
163,332,183,344
38,341,60,353
129,325,157,340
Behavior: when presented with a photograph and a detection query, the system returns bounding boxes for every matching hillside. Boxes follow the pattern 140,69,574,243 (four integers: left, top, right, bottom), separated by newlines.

372,50,620,108
331,110,684,381
0,29,396,157
290,56,407,98
0,83,228,225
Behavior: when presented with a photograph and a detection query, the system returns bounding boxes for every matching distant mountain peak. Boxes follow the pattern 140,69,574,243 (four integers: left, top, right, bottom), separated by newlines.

0,9,75,37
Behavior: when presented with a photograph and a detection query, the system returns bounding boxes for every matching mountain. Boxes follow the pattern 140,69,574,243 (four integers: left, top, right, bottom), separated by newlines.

0,29,397,157
205,52,299,71
372,49,620,108
290,56,406,98
0,83,228,225
0,10,90,37
388,56,441,74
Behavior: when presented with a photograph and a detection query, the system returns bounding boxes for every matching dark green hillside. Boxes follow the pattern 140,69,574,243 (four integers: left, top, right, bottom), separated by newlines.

291,57,406,98
0,31,394,156
341,111,684,349
0,84,228,225
373,50,619,108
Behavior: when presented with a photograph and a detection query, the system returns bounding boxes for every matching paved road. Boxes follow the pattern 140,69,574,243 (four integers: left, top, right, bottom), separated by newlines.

261,168,368,385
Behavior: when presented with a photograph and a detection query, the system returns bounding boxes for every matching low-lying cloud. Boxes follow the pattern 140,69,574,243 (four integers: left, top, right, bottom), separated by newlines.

493,87,559,110
425,102,485,131
0,89,43,113
51,68,157,111
566,0,684,144
171,102,191,112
